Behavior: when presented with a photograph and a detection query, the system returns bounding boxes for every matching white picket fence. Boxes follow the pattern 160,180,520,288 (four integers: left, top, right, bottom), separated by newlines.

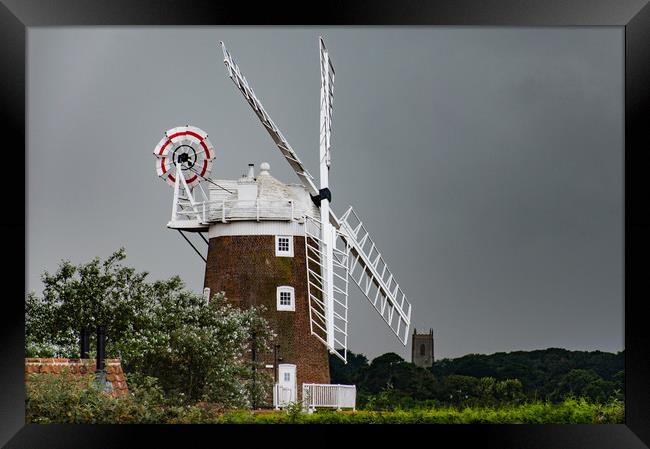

302,383,356,412
273,384,295,409
273,383,356,412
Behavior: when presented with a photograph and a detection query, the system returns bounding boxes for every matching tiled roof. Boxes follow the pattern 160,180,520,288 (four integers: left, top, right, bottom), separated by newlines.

25,358,129,397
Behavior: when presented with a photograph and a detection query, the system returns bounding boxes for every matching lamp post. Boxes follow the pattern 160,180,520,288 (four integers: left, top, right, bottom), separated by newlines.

80,327,90,359
251,330,257,409
273,344,281,383
96,325,106,372
94,325,112,394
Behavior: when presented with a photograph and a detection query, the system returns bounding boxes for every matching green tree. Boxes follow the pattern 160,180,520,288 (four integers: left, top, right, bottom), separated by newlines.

440,374,480,406
494,378,525,404
26,248,274,408
355,353,438,408
431,348,624,402
477,376,497,405
551,369,616,403
359,353,406,393
612,370,624,401
329,349,369,385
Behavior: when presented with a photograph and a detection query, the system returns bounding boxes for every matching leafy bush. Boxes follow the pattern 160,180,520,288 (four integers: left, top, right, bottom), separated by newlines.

26,249,274,409
26,372,624,425
283,400,307,423
26,371,166,424
27,371,240,424
215,399,624,424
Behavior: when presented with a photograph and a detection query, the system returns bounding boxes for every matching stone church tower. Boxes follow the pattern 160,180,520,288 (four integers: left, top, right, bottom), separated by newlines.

411,328,434,368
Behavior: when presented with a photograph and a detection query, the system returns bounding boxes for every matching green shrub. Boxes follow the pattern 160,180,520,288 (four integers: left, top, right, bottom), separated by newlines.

26,371,163,424
26,249,275,409
26,366,624,424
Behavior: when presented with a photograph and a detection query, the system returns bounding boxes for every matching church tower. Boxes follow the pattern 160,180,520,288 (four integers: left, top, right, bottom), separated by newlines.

411,328,434,368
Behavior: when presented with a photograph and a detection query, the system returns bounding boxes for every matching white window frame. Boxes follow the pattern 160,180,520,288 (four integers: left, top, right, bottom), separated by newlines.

275,235,294,257
276,286,295,312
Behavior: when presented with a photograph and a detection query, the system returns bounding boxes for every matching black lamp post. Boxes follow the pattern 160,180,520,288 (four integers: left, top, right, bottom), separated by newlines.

273,344,281,383
96,325,106,372
251,330,261,409
80,327,90,359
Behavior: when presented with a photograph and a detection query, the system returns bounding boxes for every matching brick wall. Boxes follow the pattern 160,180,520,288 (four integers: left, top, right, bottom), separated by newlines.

25,358,129,397
204,234,330,399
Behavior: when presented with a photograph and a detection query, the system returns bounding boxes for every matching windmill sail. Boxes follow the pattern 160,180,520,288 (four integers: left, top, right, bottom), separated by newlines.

319,37,335,168
221,42,319,197
317,37,338,356
220,39,413,354
339,207,412,345
305,216,350,362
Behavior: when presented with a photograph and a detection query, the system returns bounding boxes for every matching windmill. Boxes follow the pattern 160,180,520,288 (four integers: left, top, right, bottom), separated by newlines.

153,37,413,408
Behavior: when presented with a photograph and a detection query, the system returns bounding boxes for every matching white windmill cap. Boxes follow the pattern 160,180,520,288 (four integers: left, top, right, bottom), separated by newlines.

259,162,271,176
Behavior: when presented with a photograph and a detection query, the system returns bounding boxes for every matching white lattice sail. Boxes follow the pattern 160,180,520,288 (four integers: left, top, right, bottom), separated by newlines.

221,38,414,362
305,216,350,362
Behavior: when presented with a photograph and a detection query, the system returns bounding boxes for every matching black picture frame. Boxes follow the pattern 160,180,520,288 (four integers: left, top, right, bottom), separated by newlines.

2,1,648,447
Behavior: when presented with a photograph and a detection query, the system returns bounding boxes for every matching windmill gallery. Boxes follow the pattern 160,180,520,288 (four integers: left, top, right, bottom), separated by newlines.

152,38,414,411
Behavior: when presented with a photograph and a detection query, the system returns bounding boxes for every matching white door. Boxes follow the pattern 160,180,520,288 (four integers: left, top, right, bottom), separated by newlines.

278,364,296,404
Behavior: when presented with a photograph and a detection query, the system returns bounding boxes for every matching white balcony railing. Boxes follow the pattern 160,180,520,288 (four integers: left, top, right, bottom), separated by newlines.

302,383,356,412
207,199,296,223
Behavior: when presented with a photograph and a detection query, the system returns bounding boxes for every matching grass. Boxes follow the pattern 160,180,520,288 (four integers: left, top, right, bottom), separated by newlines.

171,398,624,424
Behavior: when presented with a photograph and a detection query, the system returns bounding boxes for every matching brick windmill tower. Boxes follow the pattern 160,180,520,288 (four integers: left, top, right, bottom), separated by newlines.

152,38,413,408
202,161,332,393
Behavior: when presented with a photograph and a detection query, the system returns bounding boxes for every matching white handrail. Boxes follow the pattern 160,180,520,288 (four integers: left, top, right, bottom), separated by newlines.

172,194,302,226
301,383,356,412
207,199,297,223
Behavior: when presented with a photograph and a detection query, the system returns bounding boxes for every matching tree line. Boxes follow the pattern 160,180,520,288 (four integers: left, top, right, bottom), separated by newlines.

330,348,624,409
26,249,623,413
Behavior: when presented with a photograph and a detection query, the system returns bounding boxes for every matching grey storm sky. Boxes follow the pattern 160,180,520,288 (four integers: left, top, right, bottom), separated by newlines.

27,27,623,361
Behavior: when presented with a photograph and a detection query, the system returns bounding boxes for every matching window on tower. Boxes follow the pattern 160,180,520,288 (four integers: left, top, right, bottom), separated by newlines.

420,344,426,356
276,286,295,311
275,235,293,257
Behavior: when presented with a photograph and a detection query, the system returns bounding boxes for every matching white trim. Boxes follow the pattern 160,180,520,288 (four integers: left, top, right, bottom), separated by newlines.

275,235,294,257
276,286,295,312
207,220,306,239
275,364,297,408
